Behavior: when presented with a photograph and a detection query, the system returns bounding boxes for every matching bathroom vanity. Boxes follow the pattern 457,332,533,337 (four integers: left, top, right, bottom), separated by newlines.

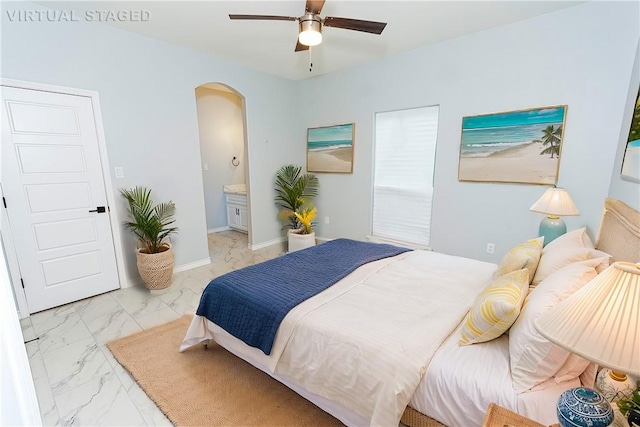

223,184,248,232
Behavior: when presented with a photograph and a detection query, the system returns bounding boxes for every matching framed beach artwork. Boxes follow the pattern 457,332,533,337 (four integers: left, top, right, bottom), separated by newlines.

458,105,567,185
307,123,354,173
621,86,640,183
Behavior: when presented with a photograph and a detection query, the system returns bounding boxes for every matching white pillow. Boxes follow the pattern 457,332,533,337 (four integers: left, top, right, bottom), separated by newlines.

542,227,594,254
576,254,612,274
509,263,598,393
531,248,611,287
555,353,592,383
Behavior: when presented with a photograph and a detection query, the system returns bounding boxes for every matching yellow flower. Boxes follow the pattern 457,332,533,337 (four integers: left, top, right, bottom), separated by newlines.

294,206,317,234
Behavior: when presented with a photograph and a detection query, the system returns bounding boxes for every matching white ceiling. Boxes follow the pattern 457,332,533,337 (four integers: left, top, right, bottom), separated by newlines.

40,1,586,81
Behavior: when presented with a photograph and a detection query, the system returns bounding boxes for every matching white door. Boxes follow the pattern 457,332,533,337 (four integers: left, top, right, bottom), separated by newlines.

1,86,119,313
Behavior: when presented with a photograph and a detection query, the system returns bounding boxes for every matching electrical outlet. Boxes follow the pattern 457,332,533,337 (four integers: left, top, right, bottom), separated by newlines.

324,217,330,225
486,243,495,254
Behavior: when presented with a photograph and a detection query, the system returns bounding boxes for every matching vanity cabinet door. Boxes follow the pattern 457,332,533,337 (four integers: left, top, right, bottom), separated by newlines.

226,194,248,232
238,206,249,231
226,204,240,229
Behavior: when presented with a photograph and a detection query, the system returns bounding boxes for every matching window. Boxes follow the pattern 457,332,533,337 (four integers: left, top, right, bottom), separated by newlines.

372,106,439,247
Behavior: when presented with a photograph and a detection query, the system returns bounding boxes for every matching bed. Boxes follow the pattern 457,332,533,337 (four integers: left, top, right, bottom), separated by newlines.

180,198,640,427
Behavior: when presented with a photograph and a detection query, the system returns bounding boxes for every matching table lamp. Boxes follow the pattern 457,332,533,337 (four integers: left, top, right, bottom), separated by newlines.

530,187,579,245
535,262,640,427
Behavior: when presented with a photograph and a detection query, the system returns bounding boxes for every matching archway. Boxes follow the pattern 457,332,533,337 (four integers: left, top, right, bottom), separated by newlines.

194,83,251,247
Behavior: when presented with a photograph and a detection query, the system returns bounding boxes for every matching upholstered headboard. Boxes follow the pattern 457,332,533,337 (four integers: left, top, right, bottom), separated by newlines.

595,198,640,263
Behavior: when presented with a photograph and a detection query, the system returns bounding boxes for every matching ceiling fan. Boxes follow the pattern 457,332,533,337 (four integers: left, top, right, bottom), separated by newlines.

229,0,387,52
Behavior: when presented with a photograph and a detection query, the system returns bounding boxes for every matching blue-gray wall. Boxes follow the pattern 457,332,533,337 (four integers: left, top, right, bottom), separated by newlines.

608,41,640,211
298,1,640,261
1,1,638,271
1,1,299,283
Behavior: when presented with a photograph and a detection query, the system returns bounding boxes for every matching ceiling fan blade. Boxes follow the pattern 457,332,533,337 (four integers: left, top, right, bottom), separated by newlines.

229,14,296,21
305,0,325,15
295,40,309,52
323,17,387,34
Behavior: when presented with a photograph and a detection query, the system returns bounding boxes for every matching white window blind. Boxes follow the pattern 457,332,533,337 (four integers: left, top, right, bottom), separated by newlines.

372,106,439,247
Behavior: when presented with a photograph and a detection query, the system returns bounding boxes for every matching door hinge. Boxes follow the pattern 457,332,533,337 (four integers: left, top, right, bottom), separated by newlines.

20,278,24,289
2,197,6,208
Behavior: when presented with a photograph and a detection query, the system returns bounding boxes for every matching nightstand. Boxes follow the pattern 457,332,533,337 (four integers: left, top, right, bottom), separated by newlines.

482,403,561,427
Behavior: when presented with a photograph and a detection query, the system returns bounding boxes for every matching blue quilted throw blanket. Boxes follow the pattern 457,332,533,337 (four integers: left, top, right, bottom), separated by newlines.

196,238,410,354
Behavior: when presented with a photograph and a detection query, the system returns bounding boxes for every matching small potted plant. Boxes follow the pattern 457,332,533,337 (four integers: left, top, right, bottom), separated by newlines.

120,186,178,290
288,202,317,252
618,380,640,426
274,164,319,252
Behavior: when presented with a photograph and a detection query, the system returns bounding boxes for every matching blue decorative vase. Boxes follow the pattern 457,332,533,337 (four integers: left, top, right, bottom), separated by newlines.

557,387,614,427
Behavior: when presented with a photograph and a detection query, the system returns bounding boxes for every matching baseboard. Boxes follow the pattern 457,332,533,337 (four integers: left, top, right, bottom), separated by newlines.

121,276,144,289
208,226,231,234
119,258,210,289
249,235,333,250
249,236,286,251
174,257,211,273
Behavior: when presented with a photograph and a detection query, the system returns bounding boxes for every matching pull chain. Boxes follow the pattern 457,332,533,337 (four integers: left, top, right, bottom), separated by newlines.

309,47,313,73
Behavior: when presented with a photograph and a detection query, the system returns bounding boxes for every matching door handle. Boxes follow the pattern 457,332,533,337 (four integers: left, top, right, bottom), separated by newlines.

89,206,106,213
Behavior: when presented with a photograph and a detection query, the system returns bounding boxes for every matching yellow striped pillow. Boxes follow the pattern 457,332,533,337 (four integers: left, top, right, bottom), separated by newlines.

494,237,544,283
459,269,529,345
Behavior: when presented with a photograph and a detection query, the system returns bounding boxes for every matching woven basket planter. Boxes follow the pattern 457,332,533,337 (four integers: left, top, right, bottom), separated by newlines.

136,243,175,290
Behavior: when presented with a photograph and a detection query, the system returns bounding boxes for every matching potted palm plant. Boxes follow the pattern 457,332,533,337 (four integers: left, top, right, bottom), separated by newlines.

274,164,319,252
288,202,317,252
120,186,178,290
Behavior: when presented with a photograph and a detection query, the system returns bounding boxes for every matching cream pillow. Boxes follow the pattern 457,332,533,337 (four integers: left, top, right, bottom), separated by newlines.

531,248,611,287
555,353,592,384
494,237,544,282
509,263,598,393
542,227,594,254
459,269,529,346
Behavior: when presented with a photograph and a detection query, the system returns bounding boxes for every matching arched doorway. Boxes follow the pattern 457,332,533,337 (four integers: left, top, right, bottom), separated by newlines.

194,83,251,247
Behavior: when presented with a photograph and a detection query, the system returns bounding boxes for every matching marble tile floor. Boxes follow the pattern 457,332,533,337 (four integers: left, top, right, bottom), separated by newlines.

20,230,286,426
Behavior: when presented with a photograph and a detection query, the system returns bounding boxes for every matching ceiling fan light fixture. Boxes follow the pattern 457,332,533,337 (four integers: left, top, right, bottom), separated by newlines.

298,14,322,46
229,2,387,54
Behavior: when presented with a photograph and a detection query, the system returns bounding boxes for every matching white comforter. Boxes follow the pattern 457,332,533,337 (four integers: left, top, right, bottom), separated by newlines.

182,250,496,426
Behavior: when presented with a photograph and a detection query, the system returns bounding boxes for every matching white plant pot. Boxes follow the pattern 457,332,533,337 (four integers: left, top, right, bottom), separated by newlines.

287,230,316,253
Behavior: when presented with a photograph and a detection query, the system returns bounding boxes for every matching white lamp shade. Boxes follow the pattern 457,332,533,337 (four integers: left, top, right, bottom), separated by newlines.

298,30,322,46
299,18,322,46
530,187,579,216
535,262,640,377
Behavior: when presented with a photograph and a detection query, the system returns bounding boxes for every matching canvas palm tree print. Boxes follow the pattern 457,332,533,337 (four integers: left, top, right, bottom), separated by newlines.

458,105,567,184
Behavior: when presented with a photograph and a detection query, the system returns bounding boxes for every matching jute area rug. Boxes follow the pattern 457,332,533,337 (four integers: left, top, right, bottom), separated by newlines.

107,315,344,426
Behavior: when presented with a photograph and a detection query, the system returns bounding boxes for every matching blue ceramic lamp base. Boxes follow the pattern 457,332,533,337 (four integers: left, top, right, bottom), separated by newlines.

539,215,567,246
557,387,614,427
